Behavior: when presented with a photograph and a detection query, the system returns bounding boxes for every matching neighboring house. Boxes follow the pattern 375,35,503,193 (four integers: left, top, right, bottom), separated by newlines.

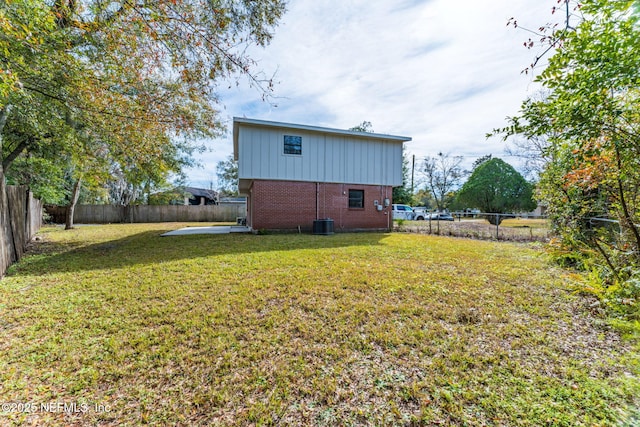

219,196,247,203
184,187,218,205
233,117,411,231
148,187,218,205
523,204,548,218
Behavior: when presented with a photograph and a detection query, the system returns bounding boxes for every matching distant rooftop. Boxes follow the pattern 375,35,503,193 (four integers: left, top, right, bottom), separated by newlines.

183,187,217,199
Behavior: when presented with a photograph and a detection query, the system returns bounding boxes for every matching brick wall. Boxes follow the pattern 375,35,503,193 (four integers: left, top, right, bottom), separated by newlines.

248,180,392,231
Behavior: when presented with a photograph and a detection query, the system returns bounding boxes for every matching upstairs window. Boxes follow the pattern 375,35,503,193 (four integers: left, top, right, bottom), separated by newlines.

348,189,364,209
284,135,302,155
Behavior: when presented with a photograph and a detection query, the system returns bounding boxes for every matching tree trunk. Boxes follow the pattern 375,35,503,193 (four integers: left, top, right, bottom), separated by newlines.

65,176,82,230
614,144,640,256
487,213,510,226
487,214,501,226
0,106,10,134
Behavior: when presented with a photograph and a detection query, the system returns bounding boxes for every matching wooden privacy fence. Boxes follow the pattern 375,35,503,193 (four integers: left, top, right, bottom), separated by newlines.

45,203,247,224
0,185,43,277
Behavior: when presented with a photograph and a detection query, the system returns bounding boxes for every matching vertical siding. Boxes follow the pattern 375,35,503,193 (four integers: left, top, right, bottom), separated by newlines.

238,126,403,186
325,135,345,183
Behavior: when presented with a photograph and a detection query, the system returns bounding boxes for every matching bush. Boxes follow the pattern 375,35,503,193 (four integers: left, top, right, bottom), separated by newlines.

607,274,640,322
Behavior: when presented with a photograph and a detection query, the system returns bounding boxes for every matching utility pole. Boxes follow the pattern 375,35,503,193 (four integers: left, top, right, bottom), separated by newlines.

411,154,415,193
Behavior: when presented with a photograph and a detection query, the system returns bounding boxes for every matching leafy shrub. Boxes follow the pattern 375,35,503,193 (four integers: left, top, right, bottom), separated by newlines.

606,274,640,322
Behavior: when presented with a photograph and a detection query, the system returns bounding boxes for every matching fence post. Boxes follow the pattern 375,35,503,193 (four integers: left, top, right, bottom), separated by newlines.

496,214,500,240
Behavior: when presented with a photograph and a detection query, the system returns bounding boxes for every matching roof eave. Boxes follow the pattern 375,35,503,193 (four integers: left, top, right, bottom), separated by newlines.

232,117,412,143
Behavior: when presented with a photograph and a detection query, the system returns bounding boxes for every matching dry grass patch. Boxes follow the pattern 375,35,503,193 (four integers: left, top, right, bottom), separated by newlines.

401,218,551,242
0,224,637,426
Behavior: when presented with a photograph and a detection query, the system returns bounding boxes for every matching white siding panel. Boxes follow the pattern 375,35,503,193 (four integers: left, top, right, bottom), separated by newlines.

344,139,355,184
325,136,344,183
356,140,365,183
350,140,359,184
303,132,320,181
262,129,271,177
367,141,379,184
255,129,265,177
237,127,251,179
304,137,312,180
267,130,280,178
360,140,370,183
366,141,374,183
388,143,403,186
382,142,392,183
237,124,405,186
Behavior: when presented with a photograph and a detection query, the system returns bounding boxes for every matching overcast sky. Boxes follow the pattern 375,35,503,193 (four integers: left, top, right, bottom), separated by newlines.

185,0,564,189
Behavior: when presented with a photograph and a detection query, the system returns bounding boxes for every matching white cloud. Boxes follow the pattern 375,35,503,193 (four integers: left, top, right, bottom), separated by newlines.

185,0,563,187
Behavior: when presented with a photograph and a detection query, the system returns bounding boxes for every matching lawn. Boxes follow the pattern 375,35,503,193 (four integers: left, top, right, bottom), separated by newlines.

0,224,638,426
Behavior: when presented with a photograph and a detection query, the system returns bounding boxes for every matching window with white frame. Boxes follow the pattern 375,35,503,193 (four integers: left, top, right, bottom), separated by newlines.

284,135,302,155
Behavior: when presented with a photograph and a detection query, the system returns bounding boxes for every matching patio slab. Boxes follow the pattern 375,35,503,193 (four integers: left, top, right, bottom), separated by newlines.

160,226,251,236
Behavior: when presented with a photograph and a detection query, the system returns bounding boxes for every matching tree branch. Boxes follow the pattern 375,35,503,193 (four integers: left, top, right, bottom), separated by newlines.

2,138,29,171
613,142,640,253
21,83,176,124
591,236,620,280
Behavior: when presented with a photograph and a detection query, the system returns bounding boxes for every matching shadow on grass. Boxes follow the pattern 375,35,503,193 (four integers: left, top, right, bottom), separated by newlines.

10,229,388,277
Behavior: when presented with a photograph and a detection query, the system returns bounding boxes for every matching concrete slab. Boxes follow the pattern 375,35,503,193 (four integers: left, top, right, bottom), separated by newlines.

161,226,251,236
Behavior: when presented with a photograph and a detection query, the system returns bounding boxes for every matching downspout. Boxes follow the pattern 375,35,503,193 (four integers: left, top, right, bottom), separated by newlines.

376,184,389,230
386,186,391,231
316,182,319,219
248,181,254,229
340,184,349,230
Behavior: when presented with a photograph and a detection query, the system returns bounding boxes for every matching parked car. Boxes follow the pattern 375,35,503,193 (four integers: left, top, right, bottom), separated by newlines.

461,208,481,218
429,212,454,221
392,204,414,220
413,207,429,221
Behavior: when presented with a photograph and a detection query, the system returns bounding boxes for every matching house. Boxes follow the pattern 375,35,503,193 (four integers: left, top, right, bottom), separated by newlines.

183,187,218,205
233,117,411,232
147,187,218,205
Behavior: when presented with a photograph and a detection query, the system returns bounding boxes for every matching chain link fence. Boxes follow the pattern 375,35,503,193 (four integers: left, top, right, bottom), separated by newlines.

394,212,551,242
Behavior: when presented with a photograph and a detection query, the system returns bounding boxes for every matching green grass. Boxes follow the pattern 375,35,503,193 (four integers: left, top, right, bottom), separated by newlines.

0,223,638,425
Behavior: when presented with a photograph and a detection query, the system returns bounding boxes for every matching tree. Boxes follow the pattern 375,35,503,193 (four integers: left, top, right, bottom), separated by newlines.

470,154,492,171
0,0,285,225
216,155,239,196
456,158,536,225
495,0,640,285
349,121,374,133
392,157,414,205
505,135,550,181
501,91,553,181
413,188,435,209
422,152,463,211
4,145,69,205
